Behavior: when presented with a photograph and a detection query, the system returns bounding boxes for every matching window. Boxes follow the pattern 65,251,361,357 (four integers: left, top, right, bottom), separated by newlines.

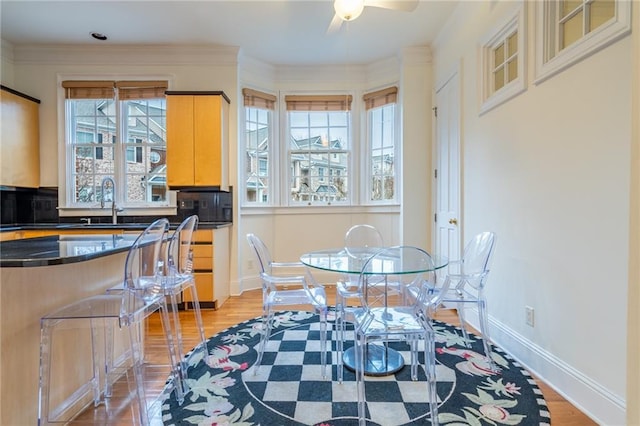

286,95,352,205
535,0,631,83
480,5,526,114
364,87,397,203
62,80,168,207
243,88,276,204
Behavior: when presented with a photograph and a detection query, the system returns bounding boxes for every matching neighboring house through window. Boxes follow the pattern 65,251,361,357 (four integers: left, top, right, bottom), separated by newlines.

285,94,352,205
62,80,168,207
243,88,276,205
364,86,398,203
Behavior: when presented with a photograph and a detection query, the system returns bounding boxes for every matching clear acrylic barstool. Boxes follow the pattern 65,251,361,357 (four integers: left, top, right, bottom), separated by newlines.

37,219,184,425
162,215,209,390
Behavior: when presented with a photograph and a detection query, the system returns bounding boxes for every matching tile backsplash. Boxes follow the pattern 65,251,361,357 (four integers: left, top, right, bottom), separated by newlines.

0,187,233,225
0,187,58,224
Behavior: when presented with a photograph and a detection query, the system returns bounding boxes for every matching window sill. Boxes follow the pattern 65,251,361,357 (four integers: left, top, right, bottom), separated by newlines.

241,204,400,216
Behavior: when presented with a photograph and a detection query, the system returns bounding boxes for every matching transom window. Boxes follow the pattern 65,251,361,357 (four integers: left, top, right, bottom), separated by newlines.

479,5,526,114
558,0,615,51
535,0,630,82
62,80,168,206
492,31,518,92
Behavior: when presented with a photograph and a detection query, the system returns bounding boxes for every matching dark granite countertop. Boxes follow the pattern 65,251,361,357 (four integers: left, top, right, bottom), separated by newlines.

0,222,232,267
0,234,139,267
0,221,232,232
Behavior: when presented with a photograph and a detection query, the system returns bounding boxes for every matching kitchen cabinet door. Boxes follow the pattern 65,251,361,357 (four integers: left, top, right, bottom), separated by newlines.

0,87,40,188
166,92,229,189
166,95,195,187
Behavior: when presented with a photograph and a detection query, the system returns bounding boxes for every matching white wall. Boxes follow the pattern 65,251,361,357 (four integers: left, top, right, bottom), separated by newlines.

626,2,640,422
433,2,634,424
1,40,15,88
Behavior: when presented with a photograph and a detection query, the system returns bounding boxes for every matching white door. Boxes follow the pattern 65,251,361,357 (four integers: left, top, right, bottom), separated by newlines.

434,70,461,271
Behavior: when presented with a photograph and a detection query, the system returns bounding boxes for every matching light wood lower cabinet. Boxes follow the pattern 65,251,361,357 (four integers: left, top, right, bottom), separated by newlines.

182,227,230,309
0,226,231,308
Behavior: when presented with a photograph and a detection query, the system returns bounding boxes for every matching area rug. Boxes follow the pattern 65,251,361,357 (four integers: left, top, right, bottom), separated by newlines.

161,311,550,425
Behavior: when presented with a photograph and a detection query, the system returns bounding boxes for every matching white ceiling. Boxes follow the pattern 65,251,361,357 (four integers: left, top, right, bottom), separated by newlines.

0,0,459,66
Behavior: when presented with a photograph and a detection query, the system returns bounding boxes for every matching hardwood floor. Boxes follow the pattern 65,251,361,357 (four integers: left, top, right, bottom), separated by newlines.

69,286,597,425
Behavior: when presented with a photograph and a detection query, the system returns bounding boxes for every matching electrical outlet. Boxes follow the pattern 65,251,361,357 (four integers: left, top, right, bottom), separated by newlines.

247,259,254,270
525,306,535,327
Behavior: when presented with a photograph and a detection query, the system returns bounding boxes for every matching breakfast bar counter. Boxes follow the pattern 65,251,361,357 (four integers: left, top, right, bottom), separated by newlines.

0,234,138,425
0,233,138,267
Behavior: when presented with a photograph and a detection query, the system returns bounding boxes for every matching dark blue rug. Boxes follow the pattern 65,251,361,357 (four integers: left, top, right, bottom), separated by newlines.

161,310,550,425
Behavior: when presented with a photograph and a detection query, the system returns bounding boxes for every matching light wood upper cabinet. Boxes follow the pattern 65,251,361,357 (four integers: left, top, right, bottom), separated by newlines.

166,92,230,190
0,86,40,188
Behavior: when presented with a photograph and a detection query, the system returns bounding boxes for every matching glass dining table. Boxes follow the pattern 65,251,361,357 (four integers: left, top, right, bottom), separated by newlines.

300,247,448,376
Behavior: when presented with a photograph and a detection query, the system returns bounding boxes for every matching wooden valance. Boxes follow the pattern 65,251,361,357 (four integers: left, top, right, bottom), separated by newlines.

62,80,168,100
285,94,352,111
243,88,277,110
363,86,398,110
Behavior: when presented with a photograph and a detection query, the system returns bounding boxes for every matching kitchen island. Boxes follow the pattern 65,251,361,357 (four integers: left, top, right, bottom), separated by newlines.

0,234,140,425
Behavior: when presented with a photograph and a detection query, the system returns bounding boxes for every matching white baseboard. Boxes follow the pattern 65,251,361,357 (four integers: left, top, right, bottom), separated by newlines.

482,314,625,425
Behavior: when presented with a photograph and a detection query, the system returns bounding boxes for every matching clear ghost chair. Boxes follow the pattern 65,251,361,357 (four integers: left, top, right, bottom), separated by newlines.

407,231,498,370
336,224,384,382
351,246,446,426
246,233,328,378
38,218,183,426
162,215,208,390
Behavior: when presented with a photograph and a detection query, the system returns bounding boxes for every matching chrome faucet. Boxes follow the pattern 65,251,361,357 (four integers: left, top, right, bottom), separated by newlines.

100,176,123,224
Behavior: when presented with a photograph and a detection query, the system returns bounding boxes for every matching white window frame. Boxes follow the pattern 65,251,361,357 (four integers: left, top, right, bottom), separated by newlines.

57,74,175,217
283,94,354,207
364,102,399,205
242,104,276,207
479,4,527,115
535,0,632,84
240,87,405,209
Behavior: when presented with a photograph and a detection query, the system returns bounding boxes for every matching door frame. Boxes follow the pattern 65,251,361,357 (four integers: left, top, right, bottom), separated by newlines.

432,61,463,265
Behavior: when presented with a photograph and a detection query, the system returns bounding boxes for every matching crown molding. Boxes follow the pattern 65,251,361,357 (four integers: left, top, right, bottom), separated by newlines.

12,44,240,65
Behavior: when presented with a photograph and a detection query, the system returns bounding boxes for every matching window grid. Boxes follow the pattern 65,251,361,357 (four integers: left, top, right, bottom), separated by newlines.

245,106,271,204
535,0,627,83
69,99,117,203
288,110,350,205
368,104,396,202
122,98,167,203
492,31,519,93
557,0,615,51
479,5,526,114
66,93,167,206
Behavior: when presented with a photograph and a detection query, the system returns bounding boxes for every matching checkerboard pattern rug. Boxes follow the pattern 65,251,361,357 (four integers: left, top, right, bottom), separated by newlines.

162,311,550,425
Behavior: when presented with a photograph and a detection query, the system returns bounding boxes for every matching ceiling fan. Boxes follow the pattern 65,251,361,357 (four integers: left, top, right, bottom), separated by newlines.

327,0,419,34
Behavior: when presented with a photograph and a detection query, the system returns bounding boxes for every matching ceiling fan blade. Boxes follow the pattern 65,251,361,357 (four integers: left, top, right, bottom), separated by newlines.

363,0,418,12
326,13,344,34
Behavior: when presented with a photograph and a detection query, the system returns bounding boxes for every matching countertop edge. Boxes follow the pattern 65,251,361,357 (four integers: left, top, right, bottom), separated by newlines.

1,222,232,232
